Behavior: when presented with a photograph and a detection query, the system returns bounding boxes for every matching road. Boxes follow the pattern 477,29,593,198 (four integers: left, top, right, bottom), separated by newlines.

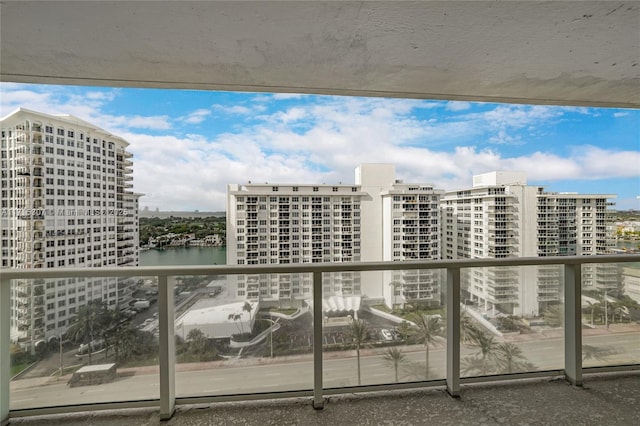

10,332,638,410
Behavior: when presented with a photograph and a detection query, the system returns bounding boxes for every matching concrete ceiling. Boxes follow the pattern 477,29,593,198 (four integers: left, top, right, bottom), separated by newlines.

1,1,639,108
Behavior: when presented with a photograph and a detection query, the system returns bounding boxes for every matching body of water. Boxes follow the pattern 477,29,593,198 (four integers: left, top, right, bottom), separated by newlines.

139,241,636,267
140,246,226,266
617,241,639,251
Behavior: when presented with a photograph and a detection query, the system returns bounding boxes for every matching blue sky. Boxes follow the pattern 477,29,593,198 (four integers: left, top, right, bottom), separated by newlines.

1,82,638,211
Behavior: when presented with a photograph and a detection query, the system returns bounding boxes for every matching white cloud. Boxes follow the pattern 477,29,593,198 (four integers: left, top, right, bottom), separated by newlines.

446,101,471,111
182,108,211,124
85,91,118,101
0,83,171,131
613,111,630,118
3,84,636,211
124,115,171,130
212,104,253,115
272,93,308,100
124,97,639,211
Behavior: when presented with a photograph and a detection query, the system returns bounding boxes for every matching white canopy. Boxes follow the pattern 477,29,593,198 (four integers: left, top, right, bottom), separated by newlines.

176,301,258,339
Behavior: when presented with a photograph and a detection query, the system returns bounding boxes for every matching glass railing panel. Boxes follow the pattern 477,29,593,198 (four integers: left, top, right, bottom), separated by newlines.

460,265,563,377
322,269,447,387
581,262,640,368
10,276,160,410
175,273,313,397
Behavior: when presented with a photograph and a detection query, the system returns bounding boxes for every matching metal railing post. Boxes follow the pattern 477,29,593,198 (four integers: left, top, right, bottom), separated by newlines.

1,276,11,425
158,275,176,419
446,268,461,397
312,271,324,409
564,263,583,386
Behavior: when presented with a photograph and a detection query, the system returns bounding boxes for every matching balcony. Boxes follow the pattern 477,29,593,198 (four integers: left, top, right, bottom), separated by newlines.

1,254,639,424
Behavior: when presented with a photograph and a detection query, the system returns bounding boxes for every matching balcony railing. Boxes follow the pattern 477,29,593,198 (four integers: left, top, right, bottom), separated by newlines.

1,253,639,423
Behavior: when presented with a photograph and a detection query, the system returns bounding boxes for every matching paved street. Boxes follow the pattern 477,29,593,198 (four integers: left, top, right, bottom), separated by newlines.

10,331,638,410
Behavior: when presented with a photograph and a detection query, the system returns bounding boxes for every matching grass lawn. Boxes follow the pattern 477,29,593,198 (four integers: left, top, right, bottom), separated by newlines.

11,363,29,377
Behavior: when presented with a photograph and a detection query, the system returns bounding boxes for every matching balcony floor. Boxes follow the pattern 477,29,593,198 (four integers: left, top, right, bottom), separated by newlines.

8,373,640,425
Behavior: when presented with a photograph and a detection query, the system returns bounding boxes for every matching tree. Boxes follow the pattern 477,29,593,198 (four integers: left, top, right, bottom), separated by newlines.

543,304,563,328
228,313,244,334
495,342,527,374
101,309,129,360
463,335,535,375
347,319,369,386
388,281,402,310
243,302,254,330
65,301,108,365
187,328,208,354
460,311,479,343
396,321,412,342
409,313,443,379
584,299,602,326
582,344,611,363
382,347,407,383
466,328,498,375
114,327,139,363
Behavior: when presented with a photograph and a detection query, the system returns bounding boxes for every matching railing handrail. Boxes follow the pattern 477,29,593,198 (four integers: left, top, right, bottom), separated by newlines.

2,254,639,279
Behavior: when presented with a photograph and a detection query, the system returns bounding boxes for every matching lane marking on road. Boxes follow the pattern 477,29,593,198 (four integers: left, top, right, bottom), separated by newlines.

84,388,105,393
264,372,281,377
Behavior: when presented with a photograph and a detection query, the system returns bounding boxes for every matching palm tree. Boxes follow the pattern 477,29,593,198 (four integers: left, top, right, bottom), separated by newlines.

495,342,526,374
461,355,487,376
460,310,479,343
228,313,244,334
66,301,108,365
396,321,412,342
582,344,610,363
409,313,443,379
584,299,601,326
543,304,563,328
382,347,406,383
388,281,402,311
101,309,129,360
243,301,253,318
466,328,497,375
114,326,139,363
347,319,369,385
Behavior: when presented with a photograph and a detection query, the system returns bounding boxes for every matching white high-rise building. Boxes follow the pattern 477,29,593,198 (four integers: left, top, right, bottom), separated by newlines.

227,164,444,309
1,108,140,345
442,171,616,316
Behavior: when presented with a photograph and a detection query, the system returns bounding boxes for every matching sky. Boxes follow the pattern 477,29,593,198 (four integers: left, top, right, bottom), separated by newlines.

1,82,639,211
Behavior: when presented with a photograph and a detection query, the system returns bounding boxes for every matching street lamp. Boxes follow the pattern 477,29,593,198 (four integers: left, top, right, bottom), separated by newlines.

263,317,279,358
57,333,64,379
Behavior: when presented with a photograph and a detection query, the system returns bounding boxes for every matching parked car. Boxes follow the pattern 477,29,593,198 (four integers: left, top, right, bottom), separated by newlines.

380,329,394,341
77,339,105,355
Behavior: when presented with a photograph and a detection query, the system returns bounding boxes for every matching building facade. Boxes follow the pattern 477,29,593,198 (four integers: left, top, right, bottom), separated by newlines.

442,171,616,316
1,108,140,345
227,164,444,309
